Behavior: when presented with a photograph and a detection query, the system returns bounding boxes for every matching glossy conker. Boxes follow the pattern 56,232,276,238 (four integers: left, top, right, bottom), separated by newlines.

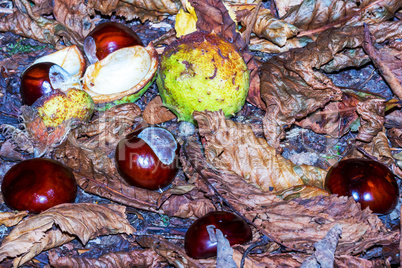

20,62,56,106
185,211,252,259
325,158,399,214
115,127,180,190
85,21,143,61
1,158,77,213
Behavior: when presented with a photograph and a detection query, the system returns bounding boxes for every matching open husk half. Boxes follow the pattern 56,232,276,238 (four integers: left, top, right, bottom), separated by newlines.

82,43,158,104
32,45,86,80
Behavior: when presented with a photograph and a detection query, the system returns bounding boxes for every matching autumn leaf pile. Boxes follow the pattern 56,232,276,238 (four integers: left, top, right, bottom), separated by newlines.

0,0,402,267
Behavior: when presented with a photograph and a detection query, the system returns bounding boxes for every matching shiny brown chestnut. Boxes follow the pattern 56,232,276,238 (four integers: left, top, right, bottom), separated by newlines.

1,158,77,213
20,62,57,106
84,21,143,62
185,211,252,259
325,158,399,214
115,127,180,190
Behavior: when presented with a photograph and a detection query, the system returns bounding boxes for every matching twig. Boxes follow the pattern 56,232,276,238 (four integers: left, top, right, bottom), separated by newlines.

240,236,272,268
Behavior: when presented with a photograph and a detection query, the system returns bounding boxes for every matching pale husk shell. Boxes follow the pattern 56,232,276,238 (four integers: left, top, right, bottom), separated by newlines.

82,43,158,104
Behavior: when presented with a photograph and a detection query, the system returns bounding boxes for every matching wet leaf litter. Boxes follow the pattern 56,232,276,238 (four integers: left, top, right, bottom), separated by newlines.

0,0,401,267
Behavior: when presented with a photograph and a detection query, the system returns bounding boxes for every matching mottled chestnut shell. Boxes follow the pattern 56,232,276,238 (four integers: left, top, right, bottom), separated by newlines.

325,158,399,214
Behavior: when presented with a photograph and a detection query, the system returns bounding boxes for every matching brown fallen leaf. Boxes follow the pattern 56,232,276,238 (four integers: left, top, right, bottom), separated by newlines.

276,185,329,201
363,24,402,99
356,98,385,143
296,92,360,138
195,111,327,192
0,203,134,267
87,0,181,22
136,235,213,268
143,96,176,124
388,128,402,148
346,129,394,166
0,211,28,228
48,247,166,268
182,134,399,255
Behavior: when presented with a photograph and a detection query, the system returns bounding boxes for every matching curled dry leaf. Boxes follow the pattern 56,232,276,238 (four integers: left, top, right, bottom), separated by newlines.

345,130,394,166
258,21,402,149
238,7,299,47
182,137,399,254
363,24,402,99
356,98,385,142
194,111,327,192
143,96,176,124
48,248,166,268
0,211,28,228
247,0,402,53
296,92,360,138
0,203,134,267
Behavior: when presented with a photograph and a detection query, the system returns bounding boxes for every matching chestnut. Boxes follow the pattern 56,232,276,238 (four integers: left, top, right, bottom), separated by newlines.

115,127,180,190
1,158,77,213
325,158,399,214
84,21,143,63
184,211,252,259
20,62,57,106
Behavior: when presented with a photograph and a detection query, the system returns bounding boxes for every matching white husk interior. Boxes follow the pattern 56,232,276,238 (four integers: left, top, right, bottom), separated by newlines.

83,46,151,95
33,45,84,79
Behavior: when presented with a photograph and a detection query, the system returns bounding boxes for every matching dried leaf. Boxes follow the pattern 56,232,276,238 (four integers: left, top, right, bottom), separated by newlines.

246,1,402,53
282,0,402,32
388,128,402,148
211,227,237,268
143,96,176,124
356,98,385,142
87,0,181,22
136,235,208,268
0,211,28,228
182,137,399,254
48,248,166,268
0,203,134,266
346,129,394,166
276,185,329,201
296,93,360,138
239,7,298,47
363,24,402,99
53,0,95,38
195,111,327,192
300,225,342,268
232,250,306,268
